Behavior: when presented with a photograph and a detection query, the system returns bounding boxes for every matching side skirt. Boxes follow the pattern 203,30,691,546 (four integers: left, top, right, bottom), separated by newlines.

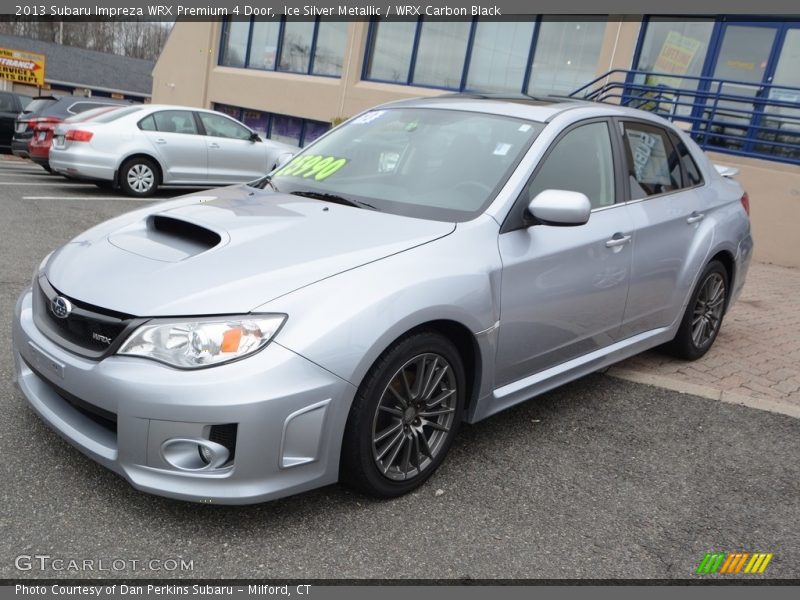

472,326,676,422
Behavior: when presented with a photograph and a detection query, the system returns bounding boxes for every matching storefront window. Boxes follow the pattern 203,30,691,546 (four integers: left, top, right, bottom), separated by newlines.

219,18,346,77
214,104,242,119
214,103,331,147
527,18,607,96
363,17,606,95
364,20,417,83
270,115,304,145
241,110,270,138
412,21,472,89
220,19,250,67
278,21,315,73
312,21,348,76
634,18,714,89
303,120,331,145
249,19,281,70
466,21,535,93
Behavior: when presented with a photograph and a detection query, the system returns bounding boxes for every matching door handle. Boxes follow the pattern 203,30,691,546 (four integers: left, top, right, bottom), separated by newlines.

208,142,220,149
686,211,705,224
605,233,631,248
155,138,167,144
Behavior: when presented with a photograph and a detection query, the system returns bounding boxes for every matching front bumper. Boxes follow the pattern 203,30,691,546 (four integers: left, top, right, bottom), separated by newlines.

13,288,356,504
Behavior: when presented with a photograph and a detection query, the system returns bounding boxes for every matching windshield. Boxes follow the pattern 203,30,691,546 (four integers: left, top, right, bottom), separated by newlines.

266,107,544,221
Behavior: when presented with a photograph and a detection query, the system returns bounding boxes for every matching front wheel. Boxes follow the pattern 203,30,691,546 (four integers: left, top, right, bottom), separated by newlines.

666,260,729,360
340,331,465,497
119,157,159,197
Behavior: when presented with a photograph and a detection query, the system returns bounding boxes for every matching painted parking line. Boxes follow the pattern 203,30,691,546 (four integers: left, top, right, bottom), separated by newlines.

0,182,95,186
0,163,48,169
22,196,153,202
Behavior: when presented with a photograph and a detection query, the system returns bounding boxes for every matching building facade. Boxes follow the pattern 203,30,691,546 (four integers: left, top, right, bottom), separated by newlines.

153,17,800,267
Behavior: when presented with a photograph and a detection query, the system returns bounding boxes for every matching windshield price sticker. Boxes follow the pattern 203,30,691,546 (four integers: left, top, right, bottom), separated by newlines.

352,110,386,125
274,155,348,181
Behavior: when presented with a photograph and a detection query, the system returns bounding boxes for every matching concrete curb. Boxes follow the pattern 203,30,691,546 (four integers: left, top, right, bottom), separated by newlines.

606,367,800,419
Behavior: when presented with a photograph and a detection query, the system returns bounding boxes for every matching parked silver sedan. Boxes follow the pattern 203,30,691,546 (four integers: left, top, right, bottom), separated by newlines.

49,104,297,196
13,96,752,504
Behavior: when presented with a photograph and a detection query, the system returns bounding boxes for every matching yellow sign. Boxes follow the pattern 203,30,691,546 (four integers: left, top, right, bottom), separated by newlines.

0,47,46,87
649,31,703,87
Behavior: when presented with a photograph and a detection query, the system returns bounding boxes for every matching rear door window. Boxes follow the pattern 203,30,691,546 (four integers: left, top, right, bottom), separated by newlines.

669,132,704,187
138,115,157,131
152,110,198,135
621,122,682,199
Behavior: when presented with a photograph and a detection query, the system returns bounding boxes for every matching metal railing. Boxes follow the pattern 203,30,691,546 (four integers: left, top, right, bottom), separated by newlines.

569,69,800,165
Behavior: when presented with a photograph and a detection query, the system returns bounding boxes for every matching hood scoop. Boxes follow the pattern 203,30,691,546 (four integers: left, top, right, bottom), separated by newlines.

107,214,227,262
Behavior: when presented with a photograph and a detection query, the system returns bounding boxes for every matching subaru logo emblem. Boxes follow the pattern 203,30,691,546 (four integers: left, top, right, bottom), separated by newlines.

51,296,72,319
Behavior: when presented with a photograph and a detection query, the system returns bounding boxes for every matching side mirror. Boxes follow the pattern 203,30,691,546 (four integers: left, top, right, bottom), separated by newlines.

527,189,591,227
249,132,262,143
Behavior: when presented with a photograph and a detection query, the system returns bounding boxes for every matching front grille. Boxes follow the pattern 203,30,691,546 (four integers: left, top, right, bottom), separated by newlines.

57,386,118,434
33,277,139,359
24,358,117,434
209,424,237,462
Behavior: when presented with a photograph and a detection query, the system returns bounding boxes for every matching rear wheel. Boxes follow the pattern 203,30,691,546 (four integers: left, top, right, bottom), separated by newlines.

119,157,159,197
666,260,729,360
340,331,465,497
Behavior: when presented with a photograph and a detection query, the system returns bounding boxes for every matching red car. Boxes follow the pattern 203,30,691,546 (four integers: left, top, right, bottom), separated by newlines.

28,106,123,171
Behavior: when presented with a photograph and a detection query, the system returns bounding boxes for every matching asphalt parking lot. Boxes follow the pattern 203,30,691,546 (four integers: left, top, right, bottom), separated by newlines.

1,159,798,580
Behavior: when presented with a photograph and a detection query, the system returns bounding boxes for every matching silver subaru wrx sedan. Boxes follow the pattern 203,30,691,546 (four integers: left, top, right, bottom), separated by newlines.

12,96,753,504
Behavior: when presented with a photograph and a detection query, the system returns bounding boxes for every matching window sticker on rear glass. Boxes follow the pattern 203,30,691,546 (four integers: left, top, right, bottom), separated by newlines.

273,155,348,181
626,129,671,186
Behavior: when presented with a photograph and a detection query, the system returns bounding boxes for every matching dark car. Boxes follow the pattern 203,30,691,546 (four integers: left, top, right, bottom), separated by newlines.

0,91,32,153
12,96,131,168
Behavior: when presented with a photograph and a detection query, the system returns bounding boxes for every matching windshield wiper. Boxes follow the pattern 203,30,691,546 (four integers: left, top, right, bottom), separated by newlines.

290,191,377,211
249,174,279,192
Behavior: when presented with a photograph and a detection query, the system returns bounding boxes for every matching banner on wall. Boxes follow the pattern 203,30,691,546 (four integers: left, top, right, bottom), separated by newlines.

0,47,46,87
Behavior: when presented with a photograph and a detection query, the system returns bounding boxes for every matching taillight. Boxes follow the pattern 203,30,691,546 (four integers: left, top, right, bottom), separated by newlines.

740,192,750,217
65,130,93,142
22,116,60,133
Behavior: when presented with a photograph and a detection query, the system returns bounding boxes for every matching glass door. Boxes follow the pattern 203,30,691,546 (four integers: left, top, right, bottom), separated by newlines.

702,23,780,152
756,26,800,161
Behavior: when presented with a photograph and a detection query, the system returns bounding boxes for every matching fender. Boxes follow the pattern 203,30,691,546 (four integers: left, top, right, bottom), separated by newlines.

260,216,503,420
114,151,166,185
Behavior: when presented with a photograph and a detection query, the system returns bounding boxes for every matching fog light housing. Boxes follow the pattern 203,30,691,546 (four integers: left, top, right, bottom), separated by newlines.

161,438,230,471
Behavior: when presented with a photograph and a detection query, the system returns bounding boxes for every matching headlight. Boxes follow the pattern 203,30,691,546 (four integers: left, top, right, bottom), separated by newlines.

117,315,286,369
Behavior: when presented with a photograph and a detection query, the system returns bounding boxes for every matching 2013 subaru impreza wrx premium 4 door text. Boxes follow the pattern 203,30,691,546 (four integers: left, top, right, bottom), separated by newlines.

12,96,753,504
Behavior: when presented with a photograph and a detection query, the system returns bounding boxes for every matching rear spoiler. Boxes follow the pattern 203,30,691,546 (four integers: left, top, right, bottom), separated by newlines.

714,164,740,178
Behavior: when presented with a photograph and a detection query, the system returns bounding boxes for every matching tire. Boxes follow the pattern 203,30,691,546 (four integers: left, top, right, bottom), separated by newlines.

665,260,729,360
340,331,465,498
94,181,114,190
119,157,159,197
41,163,52,173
